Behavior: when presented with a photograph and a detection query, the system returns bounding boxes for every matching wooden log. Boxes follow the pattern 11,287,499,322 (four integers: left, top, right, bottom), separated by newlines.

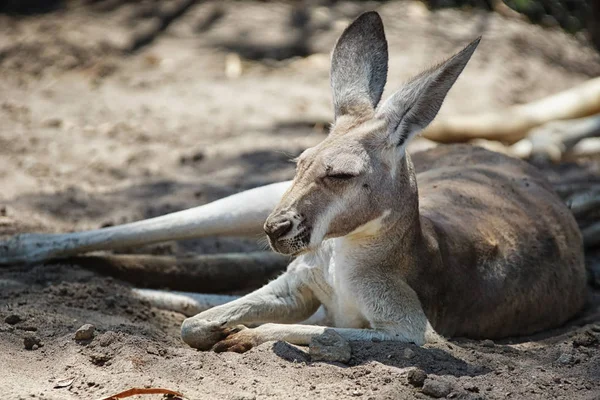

50,252,289,293
424,77,600,144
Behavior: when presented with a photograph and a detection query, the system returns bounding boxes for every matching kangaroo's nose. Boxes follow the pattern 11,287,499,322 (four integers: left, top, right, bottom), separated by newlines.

264,217,292,240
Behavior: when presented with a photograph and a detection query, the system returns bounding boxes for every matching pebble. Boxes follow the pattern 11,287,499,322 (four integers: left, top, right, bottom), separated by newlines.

309,330,351,363
572,331,597,347
481,339,495,347
403,347,416,359
407,368,427,387
556,353,573,365
4,314,22,325
421,378,452,398
74,324,95,341
98,331,117,347
24,334,41,350
41,118,63,128
229,393,256,400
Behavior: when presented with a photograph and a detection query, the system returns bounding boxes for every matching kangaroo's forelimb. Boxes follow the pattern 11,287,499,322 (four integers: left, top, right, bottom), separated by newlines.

0,181,292,265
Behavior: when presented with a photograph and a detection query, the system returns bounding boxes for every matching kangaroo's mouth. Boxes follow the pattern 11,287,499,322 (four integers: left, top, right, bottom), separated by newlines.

268,228,311,256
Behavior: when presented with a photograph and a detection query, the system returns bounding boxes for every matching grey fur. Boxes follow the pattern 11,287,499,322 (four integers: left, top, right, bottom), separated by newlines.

377,37,481,147
330,12,388,119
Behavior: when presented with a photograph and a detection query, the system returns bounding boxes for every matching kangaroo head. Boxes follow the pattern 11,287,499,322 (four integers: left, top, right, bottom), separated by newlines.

264,12,479,255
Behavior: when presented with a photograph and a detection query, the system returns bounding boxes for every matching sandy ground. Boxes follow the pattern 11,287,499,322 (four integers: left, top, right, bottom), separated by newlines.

1,1,600,399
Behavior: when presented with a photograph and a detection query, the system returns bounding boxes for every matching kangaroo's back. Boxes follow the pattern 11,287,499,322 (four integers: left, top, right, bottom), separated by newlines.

410,145,587,338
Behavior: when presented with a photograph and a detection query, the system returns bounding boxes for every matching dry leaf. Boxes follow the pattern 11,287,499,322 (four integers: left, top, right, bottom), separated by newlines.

54,377,74,389
98,387,186,400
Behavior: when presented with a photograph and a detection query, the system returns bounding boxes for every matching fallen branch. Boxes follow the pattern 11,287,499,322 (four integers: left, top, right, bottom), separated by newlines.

0,182,291,265
582,221,600,248
52,252,289,293
132,289,238,316
568,189,600,219
424,77,600,144
511,114,600,162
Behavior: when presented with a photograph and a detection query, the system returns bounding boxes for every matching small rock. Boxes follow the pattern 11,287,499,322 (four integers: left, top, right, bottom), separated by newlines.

18,325,37,332
98,331,117,347
572,331,598,347
74,324,95,341
556,353,573,365
309,330,351,363
465,384,480,393
407,368,427,387
229,393,256,400
421,378,452,398
403,347,416,359
90,352,112,366
180,151,205,165
481,339,495,347
24,334,41,350
41,118,63,128
4,314,22,325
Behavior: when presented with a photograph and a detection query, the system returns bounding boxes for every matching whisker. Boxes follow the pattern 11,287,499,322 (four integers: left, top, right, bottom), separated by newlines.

256,236,272,251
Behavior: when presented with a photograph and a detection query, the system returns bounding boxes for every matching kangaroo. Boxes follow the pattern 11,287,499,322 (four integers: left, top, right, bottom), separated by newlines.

177,12,587,352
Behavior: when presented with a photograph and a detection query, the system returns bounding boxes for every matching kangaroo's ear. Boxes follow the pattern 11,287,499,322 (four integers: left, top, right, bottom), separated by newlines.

377,37,480,148
330,11,388,120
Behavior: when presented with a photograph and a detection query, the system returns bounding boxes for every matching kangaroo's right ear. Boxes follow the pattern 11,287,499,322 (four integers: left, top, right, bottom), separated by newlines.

330,11,388,120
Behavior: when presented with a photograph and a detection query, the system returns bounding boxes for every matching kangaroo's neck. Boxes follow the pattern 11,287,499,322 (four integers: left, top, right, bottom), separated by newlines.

335,153,426,268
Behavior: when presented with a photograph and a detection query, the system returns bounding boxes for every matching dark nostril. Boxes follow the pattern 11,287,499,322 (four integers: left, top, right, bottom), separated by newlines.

266,219,292,240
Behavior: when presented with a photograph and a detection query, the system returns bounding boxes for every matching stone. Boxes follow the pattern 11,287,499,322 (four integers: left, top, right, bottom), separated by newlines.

403,347,416,359
74,324,95,341
572,330,598,347
556,353,573,365
4,314,22,325
24,334,41,350
309,330,351,363
421,378,452,398
407,368,427,387
98,331,117,347
41,118,63,128
481,339,495,347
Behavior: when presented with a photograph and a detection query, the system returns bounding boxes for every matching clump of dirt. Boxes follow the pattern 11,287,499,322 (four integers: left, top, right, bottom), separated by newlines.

1,1,600,399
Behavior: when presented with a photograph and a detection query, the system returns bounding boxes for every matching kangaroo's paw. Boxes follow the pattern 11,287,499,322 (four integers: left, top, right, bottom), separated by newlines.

211,326,260,353
181,318,242,350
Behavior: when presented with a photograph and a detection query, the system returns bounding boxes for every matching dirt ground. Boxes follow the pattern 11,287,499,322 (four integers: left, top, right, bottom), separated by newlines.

1,1,600,399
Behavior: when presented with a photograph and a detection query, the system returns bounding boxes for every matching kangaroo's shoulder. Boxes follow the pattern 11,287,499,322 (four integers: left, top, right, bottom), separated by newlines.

412,144,555,194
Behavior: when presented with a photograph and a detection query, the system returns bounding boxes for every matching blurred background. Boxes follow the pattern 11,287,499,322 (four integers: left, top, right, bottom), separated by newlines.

0,0,599,256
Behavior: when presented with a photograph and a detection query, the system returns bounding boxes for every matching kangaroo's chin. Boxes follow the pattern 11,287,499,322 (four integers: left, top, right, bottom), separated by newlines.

268,234,311,256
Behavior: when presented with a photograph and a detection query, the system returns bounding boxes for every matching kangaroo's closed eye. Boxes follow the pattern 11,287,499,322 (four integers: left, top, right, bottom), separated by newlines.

325,172,356,180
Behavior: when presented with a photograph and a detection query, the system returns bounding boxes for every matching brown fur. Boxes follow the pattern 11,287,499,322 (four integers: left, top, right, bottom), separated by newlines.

410,145,586,337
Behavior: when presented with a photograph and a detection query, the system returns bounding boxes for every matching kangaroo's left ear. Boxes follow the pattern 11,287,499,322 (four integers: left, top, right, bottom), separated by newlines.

376,37,481,148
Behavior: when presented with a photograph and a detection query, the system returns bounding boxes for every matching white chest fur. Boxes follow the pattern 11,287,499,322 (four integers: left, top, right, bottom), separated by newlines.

303,241,369,329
